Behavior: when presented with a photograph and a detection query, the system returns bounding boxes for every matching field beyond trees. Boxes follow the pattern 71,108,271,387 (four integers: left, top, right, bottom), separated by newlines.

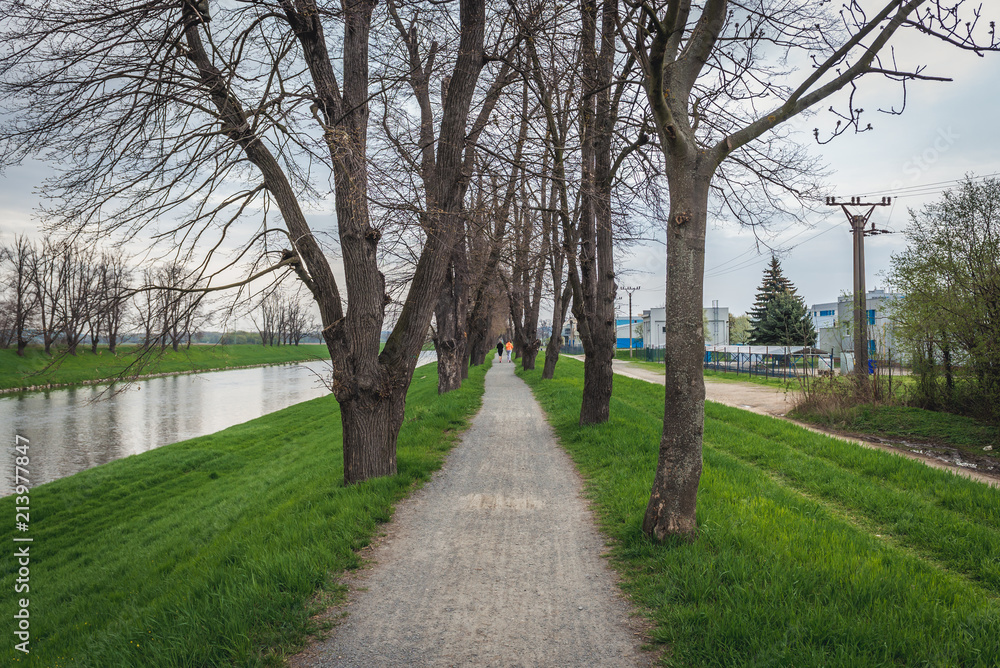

520,358,1000,667
0,344,329,392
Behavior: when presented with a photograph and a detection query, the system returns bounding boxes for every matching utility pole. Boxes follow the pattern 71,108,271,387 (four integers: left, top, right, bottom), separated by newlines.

825,196,892,397
622,286,640,358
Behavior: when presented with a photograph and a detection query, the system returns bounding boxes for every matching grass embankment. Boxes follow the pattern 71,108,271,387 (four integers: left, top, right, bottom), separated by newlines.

620,356,997,455
791,402,1000,458
0,344,329,392
519,358,1000,667
1,361,488,667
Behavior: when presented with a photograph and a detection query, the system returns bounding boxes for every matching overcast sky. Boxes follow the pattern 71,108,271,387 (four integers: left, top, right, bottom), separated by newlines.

622,44,1000,317
2,23,998,323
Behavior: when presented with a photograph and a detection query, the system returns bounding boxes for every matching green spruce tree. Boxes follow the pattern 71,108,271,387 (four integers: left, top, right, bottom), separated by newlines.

748,256,797,325
751,292,818,346
747,256,814,345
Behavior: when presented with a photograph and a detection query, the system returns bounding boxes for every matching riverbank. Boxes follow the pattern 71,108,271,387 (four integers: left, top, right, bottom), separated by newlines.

0,344,329,393
519,358,1000,666
1,361,489,666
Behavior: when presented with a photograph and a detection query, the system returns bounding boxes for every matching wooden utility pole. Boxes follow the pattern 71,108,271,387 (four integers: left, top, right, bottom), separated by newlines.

622,286,639,358
825,196,892,397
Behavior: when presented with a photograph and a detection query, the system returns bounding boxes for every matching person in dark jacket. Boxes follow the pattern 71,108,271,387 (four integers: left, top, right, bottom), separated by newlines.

496,338,504,362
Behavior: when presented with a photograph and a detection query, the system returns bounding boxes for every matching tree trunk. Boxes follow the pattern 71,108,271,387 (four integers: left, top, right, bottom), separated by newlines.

575,0,618,426
341,388,406,484
435,232,469,394
543,285,571,379
642,170,711,542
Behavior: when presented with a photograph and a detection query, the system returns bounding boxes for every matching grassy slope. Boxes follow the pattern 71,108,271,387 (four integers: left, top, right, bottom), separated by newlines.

618,356,999,453
1,361,488,667
519,358,1000,667
791,403,1000,454
0,345,329,392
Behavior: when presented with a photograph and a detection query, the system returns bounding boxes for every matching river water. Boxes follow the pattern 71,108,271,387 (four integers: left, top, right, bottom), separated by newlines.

2,352,436,496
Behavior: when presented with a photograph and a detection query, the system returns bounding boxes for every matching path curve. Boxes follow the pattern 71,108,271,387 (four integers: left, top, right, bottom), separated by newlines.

290,360,650,667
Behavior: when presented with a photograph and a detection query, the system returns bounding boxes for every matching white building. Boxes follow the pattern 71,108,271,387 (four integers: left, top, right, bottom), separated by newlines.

808,289,902,357
641,307,667,348
808,301,838,330
705,304,729,346
641,305,730,348
837,288,903,356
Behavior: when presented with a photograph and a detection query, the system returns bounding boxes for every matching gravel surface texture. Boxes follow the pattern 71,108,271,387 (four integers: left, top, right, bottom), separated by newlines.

290,360,650,668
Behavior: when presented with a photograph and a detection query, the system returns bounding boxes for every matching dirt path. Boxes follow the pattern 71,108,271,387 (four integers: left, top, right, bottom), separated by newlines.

610,359,999,488
290,361,649,668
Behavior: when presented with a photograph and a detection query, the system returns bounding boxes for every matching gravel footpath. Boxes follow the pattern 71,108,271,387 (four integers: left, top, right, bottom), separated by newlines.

289,360,650,668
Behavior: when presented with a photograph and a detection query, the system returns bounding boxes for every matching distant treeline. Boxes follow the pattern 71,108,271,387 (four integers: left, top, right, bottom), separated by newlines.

0,236,320,355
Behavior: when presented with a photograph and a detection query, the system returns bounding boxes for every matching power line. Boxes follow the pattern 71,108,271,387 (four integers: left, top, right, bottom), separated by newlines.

704,218,841,279
849,171,1000,199
705,171,996,279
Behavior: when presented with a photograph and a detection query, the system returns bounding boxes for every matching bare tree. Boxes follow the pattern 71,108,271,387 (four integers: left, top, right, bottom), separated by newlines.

505,164,547,370
0,0,492,483
85,251,132,354
619,0,1000,540
374,0,527,394
0,235,39,355
58,244,97,356
253,292,280,347
101,251,132,354
464,84,532,368
28,240,65,355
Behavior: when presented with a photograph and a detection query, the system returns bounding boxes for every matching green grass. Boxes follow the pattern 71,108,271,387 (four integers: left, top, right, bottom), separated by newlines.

0,344,329,392
703,367,795,389
791,402,1000,455
519,357,1000,667
0,361,488,667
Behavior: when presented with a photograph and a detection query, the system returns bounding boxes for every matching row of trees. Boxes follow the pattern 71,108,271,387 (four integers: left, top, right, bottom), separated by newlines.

0,237,132,355
0,237,297,353
2,0,995,540
251,288,316,347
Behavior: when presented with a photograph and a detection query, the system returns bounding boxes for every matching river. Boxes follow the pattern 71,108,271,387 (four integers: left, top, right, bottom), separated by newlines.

2,352,436,496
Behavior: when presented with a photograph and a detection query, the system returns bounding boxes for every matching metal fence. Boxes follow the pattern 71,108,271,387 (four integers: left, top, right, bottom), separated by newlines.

702,345,837,380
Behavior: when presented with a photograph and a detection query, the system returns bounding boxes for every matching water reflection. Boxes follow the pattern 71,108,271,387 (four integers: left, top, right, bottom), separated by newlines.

0,360,334,495
2,352,438,496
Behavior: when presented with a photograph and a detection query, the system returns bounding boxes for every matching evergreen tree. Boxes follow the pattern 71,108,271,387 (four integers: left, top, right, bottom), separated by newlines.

747,256,814,345
747,255,797,326
750,292,817,346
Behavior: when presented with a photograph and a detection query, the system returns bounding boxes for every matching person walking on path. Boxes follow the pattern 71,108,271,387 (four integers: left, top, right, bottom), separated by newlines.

496,338,504,363
505,339,513,363
289,361,648,668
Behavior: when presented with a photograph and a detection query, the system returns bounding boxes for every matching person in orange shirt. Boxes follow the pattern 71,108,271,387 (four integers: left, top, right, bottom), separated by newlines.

504,340,513,363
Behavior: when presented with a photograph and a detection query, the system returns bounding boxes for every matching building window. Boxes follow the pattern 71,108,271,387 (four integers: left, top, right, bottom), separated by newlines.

820,309,835,317
868,339,876,353
867,309,875,326
662,326,666,333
